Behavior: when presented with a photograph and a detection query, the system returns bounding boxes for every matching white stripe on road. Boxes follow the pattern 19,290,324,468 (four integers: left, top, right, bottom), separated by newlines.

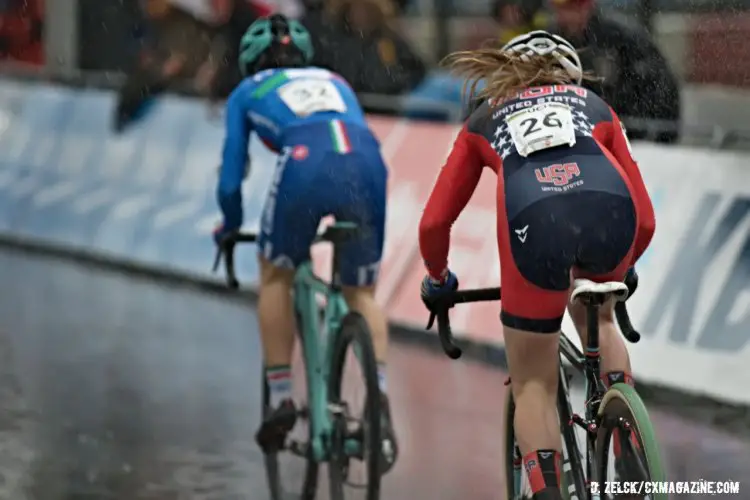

8,176,38,199
111,194,153,220
73,187,115,214
153,200,201,230
33,180,81,208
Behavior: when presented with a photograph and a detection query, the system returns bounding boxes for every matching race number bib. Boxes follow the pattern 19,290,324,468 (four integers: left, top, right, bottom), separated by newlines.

506,103,576,157
277,79,347,117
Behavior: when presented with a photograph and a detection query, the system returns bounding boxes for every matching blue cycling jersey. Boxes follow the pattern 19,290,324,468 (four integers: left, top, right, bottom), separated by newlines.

217,67,371,229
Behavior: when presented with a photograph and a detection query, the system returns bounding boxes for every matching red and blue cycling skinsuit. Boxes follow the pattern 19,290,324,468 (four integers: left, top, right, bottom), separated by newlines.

419,84,655,333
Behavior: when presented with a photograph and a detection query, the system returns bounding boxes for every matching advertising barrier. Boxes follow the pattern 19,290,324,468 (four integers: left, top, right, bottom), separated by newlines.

0,80,748,406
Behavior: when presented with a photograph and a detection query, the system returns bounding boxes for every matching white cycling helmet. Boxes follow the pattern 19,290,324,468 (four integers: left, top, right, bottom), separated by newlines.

501,30,583,85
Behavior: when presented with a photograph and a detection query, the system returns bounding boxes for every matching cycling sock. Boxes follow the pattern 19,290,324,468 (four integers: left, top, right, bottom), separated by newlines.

601,370,635,388
377,363,387,393
523,450,561,495
265,365,292,409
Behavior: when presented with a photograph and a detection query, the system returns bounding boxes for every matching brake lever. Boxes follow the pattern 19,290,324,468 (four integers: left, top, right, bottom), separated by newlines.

426,311,436,330
212,248,222,272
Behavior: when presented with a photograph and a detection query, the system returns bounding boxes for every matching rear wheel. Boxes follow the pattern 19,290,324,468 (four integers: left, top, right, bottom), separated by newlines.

595,384,667,500
327,312,382,500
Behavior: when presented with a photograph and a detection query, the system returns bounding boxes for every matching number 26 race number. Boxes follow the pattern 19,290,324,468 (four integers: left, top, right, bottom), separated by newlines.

506,103,576,157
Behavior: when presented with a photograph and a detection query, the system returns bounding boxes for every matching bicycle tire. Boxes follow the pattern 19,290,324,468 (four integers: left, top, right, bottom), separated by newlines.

261,310,320,500
595,383,667,500
327,312,382,500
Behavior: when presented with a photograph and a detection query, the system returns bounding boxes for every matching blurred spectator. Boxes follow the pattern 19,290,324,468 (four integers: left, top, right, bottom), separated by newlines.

465,0,548,50
551,0,680,143
307,0,426,96
493,0,548,45
0,0,44,66
210,0,274,100
114,0,233,131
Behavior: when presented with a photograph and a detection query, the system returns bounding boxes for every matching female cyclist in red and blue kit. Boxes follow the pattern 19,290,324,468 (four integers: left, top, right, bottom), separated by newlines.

418,31,655,500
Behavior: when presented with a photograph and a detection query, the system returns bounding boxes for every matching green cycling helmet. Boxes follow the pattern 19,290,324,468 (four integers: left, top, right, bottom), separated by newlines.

239,14,314,77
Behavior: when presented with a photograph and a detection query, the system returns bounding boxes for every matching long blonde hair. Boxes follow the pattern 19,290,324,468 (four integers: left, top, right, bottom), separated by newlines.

443,45,596,104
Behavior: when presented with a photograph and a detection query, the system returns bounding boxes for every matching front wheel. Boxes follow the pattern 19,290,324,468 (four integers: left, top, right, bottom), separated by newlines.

327,312,382,500
595,383,667,500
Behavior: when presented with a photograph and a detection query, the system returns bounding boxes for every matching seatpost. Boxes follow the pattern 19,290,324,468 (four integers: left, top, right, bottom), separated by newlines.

584,297,605,408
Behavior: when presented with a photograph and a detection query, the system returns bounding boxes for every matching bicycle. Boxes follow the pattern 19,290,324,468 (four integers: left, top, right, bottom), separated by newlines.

425,279,666,500
214,222,383,500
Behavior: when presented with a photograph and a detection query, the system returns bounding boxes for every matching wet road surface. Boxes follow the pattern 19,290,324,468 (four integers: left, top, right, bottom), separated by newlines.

0,250,747,499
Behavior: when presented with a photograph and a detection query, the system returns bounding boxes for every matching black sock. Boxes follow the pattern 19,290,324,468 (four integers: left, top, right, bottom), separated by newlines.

523,449,561,496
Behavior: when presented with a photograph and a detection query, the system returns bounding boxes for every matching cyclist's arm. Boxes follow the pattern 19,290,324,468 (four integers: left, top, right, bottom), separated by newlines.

606,107,656,264
419,124,485,280
217,87,252,229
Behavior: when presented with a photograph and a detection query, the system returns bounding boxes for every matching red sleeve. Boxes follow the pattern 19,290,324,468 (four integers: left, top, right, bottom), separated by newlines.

419,125,486,280
604,108,656,265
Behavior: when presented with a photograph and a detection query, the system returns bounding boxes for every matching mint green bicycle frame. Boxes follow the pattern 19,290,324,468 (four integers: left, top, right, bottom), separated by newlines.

292,222,361,462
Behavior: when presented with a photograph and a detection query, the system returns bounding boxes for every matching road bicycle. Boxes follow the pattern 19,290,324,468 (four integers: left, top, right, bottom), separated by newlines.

425,279,666,500
214,222,383,500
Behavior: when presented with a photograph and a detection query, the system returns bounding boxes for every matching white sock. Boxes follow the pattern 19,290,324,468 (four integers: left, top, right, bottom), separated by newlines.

377,363,387,393
266,365,292,409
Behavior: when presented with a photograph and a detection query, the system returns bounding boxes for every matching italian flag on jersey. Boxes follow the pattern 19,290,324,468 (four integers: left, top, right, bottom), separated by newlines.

329,119,352,154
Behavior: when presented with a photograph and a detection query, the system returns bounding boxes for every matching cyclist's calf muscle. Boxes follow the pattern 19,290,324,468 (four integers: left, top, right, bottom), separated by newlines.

343,285,389,363
257,256,297,367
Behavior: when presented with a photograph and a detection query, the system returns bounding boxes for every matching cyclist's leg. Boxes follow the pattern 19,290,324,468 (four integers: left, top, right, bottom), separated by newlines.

498,194,572,500
255,147,323,449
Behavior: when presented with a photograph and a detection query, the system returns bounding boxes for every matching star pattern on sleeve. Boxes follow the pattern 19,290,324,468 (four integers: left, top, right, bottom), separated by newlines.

491,124,514,160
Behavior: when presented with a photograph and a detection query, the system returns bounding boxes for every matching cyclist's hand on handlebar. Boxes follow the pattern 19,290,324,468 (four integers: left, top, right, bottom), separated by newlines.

420,270,459,311
212,222,238,247
624,266,639,300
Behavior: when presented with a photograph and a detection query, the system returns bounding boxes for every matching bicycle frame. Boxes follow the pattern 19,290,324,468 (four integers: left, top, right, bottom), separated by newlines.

293,261,349,463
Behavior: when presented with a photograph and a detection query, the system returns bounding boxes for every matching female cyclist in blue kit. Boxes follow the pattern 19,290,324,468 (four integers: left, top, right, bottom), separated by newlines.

212,14,397,470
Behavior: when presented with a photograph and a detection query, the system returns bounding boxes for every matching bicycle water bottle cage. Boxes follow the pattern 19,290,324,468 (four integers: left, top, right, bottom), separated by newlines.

570,279,629,306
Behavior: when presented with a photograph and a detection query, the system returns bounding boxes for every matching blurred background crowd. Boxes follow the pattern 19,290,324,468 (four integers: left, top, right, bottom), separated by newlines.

2,0,749,145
